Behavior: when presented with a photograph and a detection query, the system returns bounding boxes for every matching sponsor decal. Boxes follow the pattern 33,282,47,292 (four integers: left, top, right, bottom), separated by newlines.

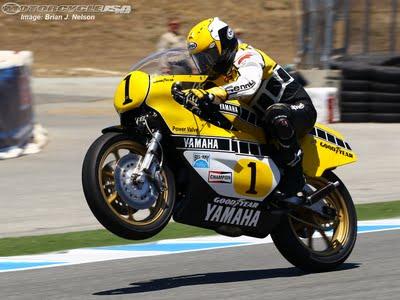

172,126,199,134
204,203,261,227
153,78,174,84
219,103,239,114
188,42,197,51
225,80,256,95
290,103,305,111
237,53,253,65
208,171,232,183
320,141,354,158
219,104,259,127
213,197,260,208
184,137,219,149
311,127,353,151
193,153,210,169
176,136,260,154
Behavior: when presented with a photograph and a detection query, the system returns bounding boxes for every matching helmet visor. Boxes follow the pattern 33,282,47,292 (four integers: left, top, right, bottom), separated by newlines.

191,47,219,76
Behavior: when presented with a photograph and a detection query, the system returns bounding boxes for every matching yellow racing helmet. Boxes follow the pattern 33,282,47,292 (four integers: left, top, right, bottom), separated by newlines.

187,17,238,79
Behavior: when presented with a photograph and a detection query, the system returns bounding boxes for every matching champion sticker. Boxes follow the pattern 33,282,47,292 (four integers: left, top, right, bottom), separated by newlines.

208,171,232,184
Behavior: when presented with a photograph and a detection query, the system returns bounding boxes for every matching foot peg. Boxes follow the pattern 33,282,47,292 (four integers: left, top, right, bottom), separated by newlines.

306,181,340,205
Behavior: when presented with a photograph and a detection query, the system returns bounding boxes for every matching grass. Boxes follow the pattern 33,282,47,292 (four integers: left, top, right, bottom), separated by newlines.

355,200,400,221
0,223,213,257
1,200,399,257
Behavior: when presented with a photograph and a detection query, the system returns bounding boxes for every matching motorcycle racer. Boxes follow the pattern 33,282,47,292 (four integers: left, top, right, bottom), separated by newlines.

183,17,317,205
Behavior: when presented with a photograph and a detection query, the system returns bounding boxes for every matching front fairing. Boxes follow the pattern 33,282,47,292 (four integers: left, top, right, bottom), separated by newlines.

145,73,265,142
115,48,265,142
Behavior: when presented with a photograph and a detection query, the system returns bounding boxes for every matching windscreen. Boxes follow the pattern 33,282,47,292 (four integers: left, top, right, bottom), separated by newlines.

130,48,200,75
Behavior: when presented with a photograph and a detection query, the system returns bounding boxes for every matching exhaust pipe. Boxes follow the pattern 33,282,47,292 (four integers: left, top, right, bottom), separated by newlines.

306,181,340,205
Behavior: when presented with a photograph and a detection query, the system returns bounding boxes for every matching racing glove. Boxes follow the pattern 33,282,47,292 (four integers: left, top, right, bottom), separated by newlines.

183,87,228,108
183,89,209,108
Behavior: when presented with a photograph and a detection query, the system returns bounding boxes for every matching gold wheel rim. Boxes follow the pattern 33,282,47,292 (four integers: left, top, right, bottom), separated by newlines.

289,176,351,256
97,140,169,226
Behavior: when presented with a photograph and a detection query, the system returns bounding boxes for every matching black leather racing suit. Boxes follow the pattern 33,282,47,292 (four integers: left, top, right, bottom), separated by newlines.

215,43,317,196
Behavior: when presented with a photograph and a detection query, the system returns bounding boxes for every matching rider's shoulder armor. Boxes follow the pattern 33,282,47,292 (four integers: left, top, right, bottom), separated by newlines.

212,43,300,112
212,44,277,87
234,44,301,112
235,44,277,80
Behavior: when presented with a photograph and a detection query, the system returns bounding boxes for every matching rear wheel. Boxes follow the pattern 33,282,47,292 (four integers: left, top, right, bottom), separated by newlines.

82,132,175,240
271,171,357,272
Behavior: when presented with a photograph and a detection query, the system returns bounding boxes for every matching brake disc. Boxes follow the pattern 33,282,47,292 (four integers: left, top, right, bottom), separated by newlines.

114,153,160,209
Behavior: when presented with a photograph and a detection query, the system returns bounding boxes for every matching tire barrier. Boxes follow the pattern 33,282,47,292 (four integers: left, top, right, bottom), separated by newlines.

341,64,400,83
341,102,400,114
341,80,369,92
0,51,35,156
341,113,400,123
370,82,400,93
339,80,400,93
335,57,400,122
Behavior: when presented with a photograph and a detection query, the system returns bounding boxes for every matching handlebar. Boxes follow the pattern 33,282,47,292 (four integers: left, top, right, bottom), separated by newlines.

171,82,186,105
171,82,203,115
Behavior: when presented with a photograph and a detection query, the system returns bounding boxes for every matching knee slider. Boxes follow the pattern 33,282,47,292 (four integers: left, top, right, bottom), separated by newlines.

264,103,291,123
273,116,294,141
264,104,294,141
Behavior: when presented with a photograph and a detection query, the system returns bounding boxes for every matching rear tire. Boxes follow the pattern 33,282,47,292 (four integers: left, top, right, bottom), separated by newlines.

271,171,357,272
82,132,175,240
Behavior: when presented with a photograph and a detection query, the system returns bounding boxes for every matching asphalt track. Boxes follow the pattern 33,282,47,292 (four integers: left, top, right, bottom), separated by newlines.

0,230,399,300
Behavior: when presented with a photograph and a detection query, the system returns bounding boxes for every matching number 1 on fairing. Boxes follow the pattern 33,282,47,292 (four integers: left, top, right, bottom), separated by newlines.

123,74,133,105
246,162,258,194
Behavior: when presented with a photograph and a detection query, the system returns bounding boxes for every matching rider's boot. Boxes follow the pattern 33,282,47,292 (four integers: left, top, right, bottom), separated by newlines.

276,140,306,206
263,107,307,206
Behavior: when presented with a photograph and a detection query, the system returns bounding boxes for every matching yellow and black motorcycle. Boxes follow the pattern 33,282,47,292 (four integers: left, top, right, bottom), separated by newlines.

82,49,357,272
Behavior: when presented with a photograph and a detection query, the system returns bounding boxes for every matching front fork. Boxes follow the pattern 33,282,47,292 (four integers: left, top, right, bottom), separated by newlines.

140,131,162,174
134,131,165,192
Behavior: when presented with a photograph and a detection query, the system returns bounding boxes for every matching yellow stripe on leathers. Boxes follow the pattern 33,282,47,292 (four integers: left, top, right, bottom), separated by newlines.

113,71,357,177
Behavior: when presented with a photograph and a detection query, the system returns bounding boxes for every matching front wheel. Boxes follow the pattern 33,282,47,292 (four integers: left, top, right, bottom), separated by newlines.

82,132,175,240
271,171,357,272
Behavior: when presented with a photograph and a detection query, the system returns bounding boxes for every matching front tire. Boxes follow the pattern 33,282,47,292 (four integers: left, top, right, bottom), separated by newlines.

82,132,175,240
271,171,357,272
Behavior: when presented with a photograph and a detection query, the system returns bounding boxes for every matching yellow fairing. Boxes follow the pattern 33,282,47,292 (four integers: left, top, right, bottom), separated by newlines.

145,74,265,142
220,100,264,135
233,158,274,198
301,123,357,177
114,71,150,114
114,71,356,177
